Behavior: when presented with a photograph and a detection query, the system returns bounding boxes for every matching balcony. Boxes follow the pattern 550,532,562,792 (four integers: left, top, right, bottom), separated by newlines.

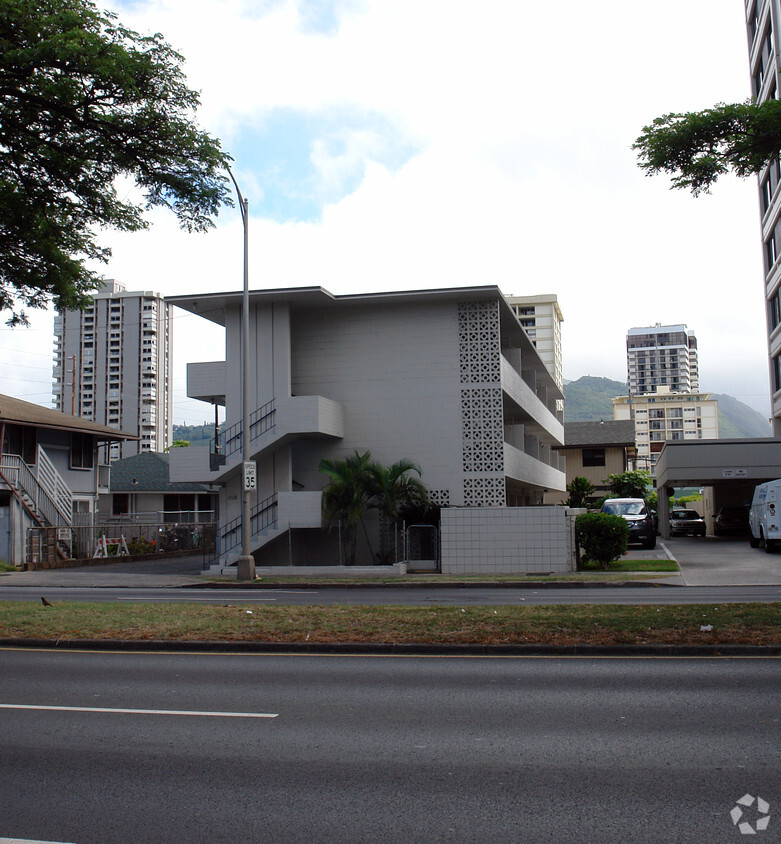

500,357,564,444
186,361,226,404
504,441,566,490
169,395,344,483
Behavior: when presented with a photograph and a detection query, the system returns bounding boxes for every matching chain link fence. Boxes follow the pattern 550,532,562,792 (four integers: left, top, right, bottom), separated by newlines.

26,522,217,569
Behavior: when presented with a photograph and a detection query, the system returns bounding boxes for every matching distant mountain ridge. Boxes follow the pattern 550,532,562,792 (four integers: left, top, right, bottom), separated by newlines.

563,376,771,439
172,422,214,446
563,377,626,422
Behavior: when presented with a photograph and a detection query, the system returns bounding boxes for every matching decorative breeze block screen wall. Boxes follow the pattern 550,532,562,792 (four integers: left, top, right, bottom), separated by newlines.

458,301,505,506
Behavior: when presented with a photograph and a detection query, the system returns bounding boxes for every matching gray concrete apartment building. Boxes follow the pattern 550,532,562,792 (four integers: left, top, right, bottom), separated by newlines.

746,0,781,433
52,280,173,460
167,286,569,570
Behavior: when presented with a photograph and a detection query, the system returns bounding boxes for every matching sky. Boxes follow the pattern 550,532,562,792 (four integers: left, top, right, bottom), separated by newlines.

0,0,770,424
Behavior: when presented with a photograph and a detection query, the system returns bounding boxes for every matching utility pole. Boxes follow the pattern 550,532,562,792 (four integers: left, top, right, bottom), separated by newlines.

227,168,255,581
70,354,77,415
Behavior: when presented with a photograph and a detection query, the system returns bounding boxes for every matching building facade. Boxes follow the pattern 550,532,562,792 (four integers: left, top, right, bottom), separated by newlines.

545,420,637,504
53,280,173,460
626,323,699,396
506,294,564,390
167,286,566,567
613,387,719,474
0,393,134,565
746,0,781,433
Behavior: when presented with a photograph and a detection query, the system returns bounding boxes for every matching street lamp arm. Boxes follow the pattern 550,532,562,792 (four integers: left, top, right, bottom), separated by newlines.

226,165,248,223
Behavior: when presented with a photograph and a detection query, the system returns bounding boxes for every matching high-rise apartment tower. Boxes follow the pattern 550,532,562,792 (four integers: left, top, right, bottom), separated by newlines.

52,280,172,459
506,293,564,391
746,0,781,433
626,323,699,396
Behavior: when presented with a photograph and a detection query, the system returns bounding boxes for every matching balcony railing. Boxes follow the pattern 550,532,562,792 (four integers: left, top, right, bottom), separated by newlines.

209,399,276,470
219,494,278,555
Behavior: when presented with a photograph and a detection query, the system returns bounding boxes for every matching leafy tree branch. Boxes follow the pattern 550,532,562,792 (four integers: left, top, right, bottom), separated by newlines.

634,99,781,195
0,0,232,324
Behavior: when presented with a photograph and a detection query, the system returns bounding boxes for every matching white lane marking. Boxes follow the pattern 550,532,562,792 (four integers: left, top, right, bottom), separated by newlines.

180,589,319,595
0,838,77,843
1,839,77,843
116,596,278,602
0,704,277,718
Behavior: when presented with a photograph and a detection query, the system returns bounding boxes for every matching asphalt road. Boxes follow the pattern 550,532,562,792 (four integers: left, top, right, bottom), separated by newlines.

1,649,779,843
3,584,781,605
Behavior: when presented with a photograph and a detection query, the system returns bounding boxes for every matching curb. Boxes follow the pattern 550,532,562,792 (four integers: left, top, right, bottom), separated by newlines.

187,578,681,590
2,638,779,657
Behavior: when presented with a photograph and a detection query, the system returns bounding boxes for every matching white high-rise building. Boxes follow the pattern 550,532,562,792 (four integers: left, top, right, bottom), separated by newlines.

506,294,564,390
52,280,172,460
746,0,781,433
613,387,719,475
626,323,699,396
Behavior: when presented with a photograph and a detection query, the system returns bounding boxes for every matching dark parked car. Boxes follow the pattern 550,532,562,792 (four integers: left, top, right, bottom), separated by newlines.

600,498,656,549
713,506,750,536
669,509,706,537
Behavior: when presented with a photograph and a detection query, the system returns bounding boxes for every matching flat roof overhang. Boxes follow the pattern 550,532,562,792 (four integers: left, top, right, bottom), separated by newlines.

166,284,512,327
655,438,781,490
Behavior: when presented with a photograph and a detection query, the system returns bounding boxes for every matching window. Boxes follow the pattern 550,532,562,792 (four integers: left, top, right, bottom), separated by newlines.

581,448,605,467
766,234,778,271
764,175,774,215
70,432,94,469
774,354,781,393
770,290,781,331
112,493,129,516
2,425,36,464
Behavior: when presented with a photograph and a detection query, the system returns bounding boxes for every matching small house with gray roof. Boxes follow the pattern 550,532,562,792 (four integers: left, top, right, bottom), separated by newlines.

545,420,637,503
101,451,219,523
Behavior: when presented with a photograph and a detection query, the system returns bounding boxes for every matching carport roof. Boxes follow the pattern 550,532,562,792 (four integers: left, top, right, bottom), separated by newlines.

655,438,781,489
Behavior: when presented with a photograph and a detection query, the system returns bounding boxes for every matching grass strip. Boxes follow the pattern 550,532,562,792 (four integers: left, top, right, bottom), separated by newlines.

578,560,679,573
0,601,778,646
207,567,678,585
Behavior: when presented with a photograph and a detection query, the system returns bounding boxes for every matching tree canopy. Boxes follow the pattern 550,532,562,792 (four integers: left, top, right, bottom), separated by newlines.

0,0,232,324
565,476,595,508
633,99,781,195
604,470,652,501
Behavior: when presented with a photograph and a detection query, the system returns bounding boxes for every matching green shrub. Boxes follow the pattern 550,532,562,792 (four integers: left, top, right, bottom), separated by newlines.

576,513,629,569
128,536,154,555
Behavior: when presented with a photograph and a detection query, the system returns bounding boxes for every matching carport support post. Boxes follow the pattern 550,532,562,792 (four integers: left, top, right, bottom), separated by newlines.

658,483,671,540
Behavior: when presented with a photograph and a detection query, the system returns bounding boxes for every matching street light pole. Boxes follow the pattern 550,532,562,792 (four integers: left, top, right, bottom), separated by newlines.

227,167,255,581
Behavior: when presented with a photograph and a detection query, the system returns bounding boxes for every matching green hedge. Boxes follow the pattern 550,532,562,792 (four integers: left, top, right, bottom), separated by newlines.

576,513,629,569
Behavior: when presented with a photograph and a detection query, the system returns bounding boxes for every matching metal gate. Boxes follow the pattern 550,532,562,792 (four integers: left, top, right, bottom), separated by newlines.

405,524,439,572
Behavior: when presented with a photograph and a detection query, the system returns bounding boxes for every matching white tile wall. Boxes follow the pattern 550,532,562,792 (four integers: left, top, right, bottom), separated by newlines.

440,506,576,573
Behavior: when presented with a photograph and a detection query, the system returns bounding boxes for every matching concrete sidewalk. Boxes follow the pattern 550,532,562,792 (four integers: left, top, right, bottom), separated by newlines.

2,537,776,589
0,554,206,588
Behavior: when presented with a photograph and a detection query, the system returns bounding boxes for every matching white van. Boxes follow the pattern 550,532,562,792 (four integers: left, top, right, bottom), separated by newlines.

749,480,781,552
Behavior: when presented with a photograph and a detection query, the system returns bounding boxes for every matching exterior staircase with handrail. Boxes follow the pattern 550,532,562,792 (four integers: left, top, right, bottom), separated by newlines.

0,446,74,563
0,445,73,529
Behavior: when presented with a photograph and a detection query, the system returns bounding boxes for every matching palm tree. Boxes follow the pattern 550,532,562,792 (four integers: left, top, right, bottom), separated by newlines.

319,452,432,564
566,476,595,508
368,459,430,562
319,451,374,564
